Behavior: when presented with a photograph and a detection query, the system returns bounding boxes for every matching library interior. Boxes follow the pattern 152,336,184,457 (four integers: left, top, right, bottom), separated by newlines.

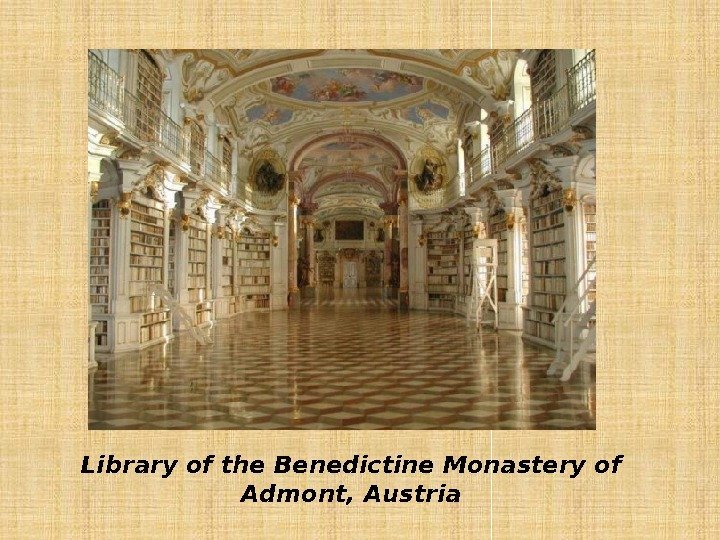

88,49,596,430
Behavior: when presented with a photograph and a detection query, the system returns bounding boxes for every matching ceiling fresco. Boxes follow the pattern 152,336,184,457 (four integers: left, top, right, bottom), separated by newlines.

398,101,450,125
298,139,397,174
270,69,424,103
245,103,294,125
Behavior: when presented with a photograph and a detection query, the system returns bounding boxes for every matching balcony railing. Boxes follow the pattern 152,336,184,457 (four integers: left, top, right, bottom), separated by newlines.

203,150,229,190
568,49,596,113
472,50,596,182
88,52,124,119
157,113,189,163
88,51,203,182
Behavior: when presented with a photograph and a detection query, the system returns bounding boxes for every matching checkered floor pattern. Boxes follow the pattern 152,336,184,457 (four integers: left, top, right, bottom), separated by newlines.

89,290,595,430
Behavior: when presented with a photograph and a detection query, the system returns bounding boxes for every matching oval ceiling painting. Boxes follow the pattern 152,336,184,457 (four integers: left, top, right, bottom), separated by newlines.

270,69,424,103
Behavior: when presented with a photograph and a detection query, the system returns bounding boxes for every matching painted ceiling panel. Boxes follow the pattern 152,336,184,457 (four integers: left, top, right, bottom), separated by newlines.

270,69,424,103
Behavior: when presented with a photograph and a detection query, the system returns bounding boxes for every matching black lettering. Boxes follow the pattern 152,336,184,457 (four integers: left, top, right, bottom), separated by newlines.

239,485,257,502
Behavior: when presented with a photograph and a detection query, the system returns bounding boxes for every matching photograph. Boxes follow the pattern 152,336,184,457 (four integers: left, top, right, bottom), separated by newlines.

87,48,597,430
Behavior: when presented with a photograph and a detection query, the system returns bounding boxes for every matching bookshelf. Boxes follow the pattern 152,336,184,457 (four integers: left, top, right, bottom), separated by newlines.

129,198,169,344
426,230,458,310
221,234,238,315
90,200,111,349
168,218,176,295
489,210,508,303
524,186,566,344
140,310,170,343
462,223,474,297
186,216,212,325
318,253,335,285
521,216,530,304
583,202,596,302
187,216,207,304
237,231,271,310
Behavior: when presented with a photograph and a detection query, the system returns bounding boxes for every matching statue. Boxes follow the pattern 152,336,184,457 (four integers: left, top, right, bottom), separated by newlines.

413,158,444,192
297,256,309,287
254,160,285,194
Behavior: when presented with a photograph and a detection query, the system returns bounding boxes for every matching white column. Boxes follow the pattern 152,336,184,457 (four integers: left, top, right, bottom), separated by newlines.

206,112,218,156
457,138,466,197
497,189,525,330
271,218,288,309
231,139,239,197
288,196,299,298
211,208,228,316
408,216,427,310
398,195,409,309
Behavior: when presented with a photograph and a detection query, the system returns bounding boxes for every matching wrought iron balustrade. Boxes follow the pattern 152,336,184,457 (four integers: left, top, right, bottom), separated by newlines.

88,52,125,119
496,50,595,165
567,49,596,114
157,112,189,162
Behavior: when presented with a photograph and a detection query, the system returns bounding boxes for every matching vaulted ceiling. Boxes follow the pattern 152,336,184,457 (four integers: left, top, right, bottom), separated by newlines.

167,49,521,216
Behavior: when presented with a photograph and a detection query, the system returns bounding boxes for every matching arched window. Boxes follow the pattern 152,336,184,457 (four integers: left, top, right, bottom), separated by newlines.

187,120,205,175
530,50,557,104
513,59,532,117
137,50,163,141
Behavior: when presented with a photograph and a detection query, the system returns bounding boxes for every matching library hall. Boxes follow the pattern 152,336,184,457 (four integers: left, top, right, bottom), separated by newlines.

88,49,596,430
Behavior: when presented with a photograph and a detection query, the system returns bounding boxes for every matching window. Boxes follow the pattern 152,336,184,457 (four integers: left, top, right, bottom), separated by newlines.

137,51,162,140
531,50,556,104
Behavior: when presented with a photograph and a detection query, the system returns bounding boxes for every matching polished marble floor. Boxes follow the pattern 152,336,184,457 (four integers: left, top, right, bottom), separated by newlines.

89,288,595,430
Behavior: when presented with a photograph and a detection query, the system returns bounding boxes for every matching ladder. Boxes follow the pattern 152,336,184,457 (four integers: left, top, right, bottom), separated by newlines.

547,258,595,381
147,284,213,346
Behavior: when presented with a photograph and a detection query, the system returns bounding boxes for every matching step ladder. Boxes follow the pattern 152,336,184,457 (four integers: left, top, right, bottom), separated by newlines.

547,259,595,382
147,284,213,346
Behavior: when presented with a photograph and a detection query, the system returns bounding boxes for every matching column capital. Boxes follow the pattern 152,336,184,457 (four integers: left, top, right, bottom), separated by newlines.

299,202,318,214
379,201,399,214
382,215,398,227
300,216,317,227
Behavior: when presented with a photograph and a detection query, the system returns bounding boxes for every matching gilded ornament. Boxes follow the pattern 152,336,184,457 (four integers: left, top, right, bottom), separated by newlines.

506,213,516,230
563,188,577,212
117,192,132,217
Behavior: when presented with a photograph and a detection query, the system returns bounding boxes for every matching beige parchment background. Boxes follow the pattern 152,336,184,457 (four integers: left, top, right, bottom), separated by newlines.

0,1,718,538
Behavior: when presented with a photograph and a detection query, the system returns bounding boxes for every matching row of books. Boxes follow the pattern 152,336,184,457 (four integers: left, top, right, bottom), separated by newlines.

131,202,163,220
532,227,565,246
531,293,563,311
90,256,109,267
131,244,163,257
532,277,566,294
130,255,162,267
238,285,271,294
237,252,269,260
238,243,270,251
188,252,206,263
188,276,206,289
532,189,563,210
428,275,458,285
91,218,110,229
237,267,270,276
141,311,169,325
130,222,163,236
90,294,109,304
140,321,169,343
189,238,207,251
523,319,555,341
533,259,565,275
92,235,110,249
130,267,162,282
533,212,564,231
238,276,270,286
131,232,163,246
532,244,565,261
